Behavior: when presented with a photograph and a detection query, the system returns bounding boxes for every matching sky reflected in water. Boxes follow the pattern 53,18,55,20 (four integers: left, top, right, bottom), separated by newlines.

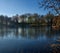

0,27,60,53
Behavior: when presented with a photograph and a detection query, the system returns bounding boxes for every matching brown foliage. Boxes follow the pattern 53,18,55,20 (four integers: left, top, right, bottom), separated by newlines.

52,16,60,30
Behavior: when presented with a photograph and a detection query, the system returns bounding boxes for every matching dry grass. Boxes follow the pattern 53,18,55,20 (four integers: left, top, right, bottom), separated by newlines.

50,44,60,53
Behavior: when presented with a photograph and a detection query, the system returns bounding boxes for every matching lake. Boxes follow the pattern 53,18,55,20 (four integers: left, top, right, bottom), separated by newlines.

0,27,60,53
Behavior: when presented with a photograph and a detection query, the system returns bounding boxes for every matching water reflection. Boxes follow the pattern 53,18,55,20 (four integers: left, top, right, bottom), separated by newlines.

0,27,60,39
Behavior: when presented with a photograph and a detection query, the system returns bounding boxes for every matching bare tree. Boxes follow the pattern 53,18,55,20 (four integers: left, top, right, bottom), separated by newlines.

38,0,60,15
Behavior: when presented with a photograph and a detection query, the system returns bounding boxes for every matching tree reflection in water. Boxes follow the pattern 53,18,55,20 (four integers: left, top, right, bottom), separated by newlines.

0,27,60,39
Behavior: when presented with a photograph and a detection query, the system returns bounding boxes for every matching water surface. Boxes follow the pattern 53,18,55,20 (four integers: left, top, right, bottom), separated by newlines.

0,27,60,53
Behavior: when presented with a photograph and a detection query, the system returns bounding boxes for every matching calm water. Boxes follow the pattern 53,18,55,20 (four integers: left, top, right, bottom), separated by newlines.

0,27,60,53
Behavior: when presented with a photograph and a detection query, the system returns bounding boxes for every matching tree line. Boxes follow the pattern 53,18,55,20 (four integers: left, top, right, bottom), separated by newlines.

0,12,59,28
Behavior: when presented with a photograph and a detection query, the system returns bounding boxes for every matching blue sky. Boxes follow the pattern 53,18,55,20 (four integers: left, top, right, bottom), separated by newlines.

0,0,48,17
